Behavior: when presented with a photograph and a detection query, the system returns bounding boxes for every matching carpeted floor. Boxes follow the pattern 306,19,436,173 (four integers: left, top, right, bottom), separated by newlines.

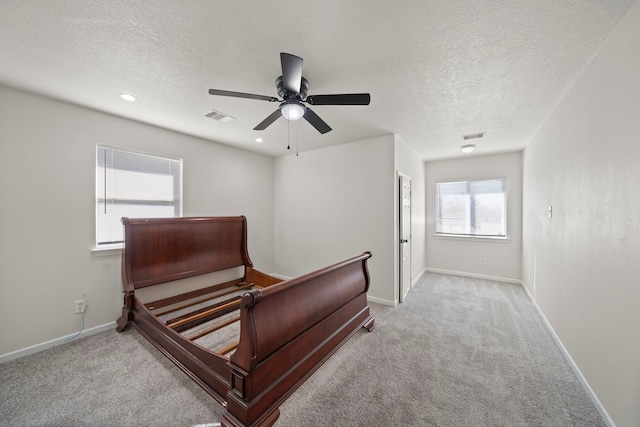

0,273,605,426
277,273,605,426
0,327,220,426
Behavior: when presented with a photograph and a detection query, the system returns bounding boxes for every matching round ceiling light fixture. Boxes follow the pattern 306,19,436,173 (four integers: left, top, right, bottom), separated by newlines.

255,138,264,143
120,93,136,102
461,144,476,153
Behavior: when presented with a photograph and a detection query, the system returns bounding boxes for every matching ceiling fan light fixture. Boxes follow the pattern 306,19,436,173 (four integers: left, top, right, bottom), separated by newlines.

461,144,476,153
280,102,305,121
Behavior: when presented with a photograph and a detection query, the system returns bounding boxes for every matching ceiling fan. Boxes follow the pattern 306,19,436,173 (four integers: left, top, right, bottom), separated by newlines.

208,52,370,134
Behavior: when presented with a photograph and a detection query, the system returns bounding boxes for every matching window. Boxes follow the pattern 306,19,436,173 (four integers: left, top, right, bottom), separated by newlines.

96,145,182,247
436,178,506,237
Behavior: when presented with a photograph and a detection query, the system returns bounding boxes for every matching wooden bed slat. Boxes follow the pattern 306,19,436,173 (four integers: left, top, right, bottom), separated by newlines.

185,315,241,341
151,282,253,316
166,295,241,326
218,342,239,356
246,267,284,288
168,299,241,330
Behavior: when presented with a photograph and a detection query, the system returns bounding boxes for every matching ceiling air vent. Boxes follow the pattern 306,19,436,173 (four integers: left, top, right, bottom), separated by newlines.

205,109,235,123
463,132,485,140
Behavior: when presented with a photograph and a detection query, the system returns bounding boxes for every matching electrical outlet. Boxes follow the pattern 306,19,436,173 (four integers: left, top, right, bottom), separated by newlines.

480,258,486,265
75,299,87,314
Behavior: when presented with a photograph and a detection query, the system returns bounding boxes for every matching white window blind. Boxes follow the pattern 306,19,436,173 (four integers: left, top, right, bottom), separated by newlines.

96,145,182,246
436,178,506,237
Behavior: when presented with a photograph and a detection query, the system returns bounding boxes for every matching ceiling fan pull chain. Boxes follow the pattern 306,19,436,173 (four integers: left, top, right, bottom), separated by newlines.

296,123,299,157
287,118,291,150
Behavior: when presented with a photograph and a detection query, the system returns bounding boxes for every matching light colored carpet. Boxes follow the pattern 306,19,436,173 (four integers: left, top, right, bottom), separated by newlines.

0,273,605,426
277,273,605,426
0,328,220,426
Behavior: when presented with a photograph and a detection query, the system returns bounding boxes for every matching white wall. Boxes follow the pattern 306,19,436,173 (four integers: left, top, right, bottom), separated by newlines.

522,2,640,425
274,135,397,304
425,152,523,281
394,135,427,299
0,88,431,356
0,85,275,356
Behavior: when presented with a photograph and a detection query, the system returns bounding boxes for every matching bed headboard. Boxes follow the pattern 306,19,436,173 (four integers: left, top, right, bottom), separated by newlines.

121,216,253,294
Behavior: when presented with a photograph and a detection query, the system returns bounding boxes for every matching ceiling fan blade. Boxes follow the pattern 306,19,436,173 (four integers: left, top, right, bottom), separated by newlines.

305,93,371,106
303,108,332,134
254,110,282,130
209,89,278,102
280,52,303,94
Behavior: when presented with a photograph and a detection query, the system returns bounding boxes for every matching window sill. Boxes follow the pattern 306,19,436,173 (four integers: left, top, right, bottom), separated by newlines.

92,245,123,257
433,234,510,243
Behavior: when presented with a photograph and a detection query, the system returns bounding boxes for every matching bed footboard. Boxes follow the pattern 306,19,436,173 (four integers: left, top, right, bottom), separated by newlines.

222,252,374,427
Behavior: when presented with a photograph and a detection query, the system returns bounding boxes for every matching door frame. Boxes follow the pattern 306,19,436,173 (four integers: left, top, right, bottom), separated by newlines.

398,172,412,303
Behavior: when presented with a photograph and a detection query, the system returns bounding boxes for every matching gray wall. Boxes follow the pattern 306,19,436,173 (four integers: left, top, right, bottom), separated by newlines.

274,135,397,304
425,151,523,282
0,93,429,357
0,85,275,356
522,2,640,425
274,134,428,305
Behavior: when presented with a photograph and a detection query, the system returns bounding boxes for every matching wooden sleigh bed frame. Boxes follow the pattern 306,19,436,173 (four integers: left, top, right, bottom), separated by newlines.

115,216,374,427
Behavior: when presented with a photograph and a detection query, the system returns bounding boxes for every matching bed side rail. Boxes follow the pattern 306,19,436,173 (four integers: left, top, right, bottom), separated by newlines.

232,251,371,371
223,252,373,427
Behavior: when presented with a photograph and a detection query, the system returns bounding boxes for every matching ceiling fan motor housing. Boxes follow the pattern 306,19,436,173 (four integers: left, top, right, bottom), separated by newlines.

277,76,309,100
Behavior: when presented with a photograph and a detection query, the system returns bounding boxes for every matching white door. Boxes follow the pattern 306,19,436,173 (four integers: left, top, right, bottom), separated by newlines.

399,174,411,302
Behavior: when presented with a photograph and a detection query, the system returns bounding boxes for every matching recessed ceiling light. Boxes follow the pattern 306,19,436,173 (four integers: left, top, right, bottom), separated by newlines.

461,144,476,153
120,93,136,102
255,138,264,143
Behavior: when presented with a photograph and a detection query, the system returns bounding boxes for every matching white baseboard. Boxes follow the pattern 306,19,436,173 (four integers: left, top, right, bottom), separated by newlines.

412,268,428,287
270,273,293,281
520,283,615,427
367,295,396,307
0,321,116,364
424,267,521,284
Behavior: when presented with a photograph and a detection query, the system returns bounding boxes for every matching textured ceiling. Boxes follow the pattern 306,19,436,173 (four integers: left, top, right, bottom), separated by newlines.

0,0,635,159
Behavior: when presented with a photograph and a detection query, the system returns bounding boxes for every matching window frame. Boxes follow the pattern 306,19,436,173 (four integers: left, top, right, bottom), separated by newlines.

94,145,183,251
435,177,507,239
